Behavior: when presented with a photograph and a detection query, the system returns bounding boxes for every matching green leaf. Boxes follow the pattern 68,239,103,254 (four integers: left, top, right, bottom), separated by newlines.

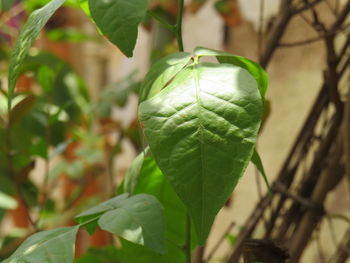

131,157,190,246
251,149,271,192
8,0,65,105
37,65,55,92
139,62,263,244
88,0,148,57
76,193,166,254
118,239,184,263
75,246,122,263
124,147,149,194
76,193,129,224
3,226,79,263
119,156,196,263
98,194,166,254
30,138,48,159
194,46,268,99
140,52,192,103
0,191,17,209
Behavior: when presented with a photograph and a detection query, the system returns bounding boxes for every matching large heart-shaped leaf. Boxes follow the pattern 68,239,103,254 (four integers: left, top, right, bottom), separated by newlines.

88,0,148,57
3,226,79,263
8,0,65,106
76,193,166,254
194,47,268,99
139,62,263,244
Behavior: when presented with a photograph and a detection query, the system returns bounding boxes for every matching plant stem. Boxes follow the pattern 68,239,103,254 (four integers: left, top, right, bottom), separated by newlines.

185,213,192,263
175,0,185,52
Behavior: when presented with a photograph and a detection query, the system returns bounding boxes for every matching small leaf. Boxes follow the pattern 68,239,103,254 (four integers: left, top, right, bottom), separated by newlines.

88,0,148,57
8,0,65,103
76,193,166,254
226,233,237,245
140,62,263,244
140,52,192,103
0,191,17,209
119,157,194,262
251,149,271,192
124,147,149,194
131,157,197,247
76,193,129,224
194,46,268,100
3,225,80,263
98,194,166,254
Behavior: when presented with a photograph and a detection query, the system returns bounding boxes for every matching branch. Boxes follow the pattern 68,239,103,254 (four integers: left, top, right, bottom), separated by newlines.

292,0,324,15
331,0,350,31
259,0,293,67
278,24,350,47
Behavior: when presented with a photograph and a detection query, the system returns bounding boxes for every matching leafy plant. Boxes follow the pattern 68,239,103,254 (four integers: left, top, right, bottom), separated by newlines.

2,0,269,262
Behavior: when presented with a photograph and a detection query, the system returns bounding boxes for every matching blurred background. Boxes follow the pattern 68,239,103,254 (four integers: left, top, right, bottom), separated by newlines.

0,0,350,262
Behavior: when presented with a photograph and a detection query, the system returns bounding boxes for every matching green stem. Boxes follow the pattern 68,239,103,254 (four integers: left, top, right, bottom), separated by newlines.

185,213,191,263
176,0,185,52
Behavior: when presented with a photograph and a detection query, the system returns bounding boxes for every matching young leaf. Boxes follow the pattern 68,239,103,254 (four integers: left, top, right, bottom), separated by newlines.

76,193,166,254
76,193,129,224
8,0,65,106
88,0,148,57
3,226,80,263
251,149,271,192
140,52,192,103
139,62,263,244
194,46,268,100
98,194,166,254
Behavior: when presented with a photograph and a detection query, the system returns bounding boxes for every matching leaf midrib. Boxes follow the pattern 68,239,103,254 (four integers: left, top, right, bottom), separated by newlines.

192,64,205,235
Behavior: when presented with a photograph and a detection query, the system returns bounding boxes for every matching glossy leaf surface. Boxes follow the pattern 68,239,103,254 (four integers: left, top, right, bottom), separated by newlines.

88,0,148,57
3,226,79,263
140,52,192,103
194,47,268,99
139,62,263,243
8,0,65,103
